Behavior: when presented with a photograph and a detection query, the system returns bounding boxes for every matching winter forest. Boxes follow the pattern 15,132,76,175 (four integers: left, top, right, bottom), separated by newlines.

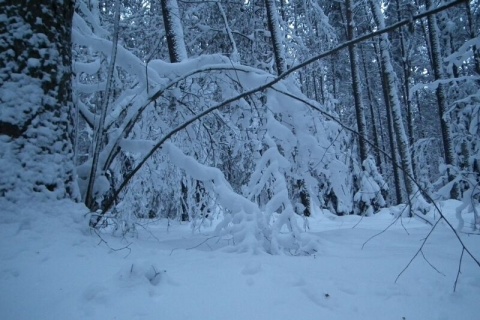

1,0,480,319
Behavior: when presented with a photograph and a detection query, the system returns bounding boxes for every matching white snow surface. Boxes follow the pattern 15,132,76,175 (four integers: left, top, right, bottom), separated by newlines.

0,199,479,320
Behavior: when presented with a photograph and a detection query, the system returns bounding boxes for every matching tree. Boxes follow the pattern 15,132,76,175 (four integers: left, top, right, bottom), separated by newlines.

345,0,369,162
0,0,78,201
369,0,418,204
161,0,188,63
265,0,287,74
425,0,458,198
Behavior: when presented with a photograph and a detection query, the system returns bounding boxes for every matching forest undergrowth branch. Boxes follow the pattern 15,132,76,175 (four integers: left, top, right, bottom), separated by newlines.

92,228,132,258
97,0,467,218
270,85,480,291
87,0,479,281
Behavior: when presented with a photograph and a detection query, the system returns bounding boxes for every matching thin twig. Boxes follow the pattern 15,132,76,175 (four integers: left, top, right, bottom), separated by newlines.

93,228,132,257
185,236,217,251
420,249,446,276
362,214,402,249
454,248,465,292
134,222,161,243
170,236,217,255
395,218,442,283
400,215,410,235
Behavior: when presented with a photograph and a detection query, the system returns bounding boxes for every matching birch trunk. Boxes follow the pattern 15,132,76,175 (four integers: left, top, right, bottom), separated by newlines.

161,0,188,63
369,0,417,199
395,0,416,178
265,0,287,74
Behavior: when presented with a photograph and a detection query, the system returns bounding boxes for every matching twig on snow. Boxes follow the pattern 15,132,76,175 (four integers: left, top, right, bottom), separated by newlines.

93,228,132,257
454,248,465,292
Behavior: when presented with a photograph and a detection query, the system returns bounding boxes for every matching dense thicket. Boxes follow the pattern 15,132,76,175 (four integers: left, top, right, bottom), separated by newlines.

2,0,479,251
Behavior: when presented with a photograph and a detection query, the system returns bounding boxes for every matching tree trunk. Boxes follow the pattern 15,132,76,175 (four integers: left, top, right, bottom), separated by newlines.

360,46,382,171
425,0,457,198
265,0,310,217
346,0,368,162
370,0,417,201
0,0,78,201
162,0,196,220
465,2,480,75
265,0,287,74
379,58,403,204
161,0,188,63
85,0,121,209
395,0,416,179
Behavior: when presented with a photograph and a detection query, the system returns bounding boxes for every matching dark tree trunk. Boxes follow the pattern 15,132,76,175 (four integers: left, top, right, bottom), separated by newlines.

346,0,369,162
0,0,78,201
465,2,480,75
374,41,403,204
360,46,382,172
425,0,457,198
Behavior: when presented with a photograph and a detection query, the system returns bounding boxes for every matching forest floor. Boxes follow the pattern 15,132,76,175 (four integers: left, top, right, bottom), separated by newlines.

0,199,479,320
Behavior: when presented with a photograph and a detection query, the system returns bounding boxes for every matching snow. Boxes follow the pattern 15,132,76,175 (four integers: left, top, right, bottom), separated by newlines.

73,59,101,75
119,139,156,154
1,199,479,320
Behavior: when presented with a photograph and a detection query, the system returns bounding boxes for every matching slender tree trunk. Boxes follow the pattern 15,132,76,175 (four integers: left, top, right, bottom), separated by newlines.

425,0,457,198
265,0,287,74
395,0,417,178
465,2,480,75
370,0,417,201
360,46,382,171
0,0,78,201
217,1,239,61
161,0,188,63
317,71,325,105
380,62,403,204
161,0,197,220
330,57,338,100
415,90,426,139
346,0,369,162
85,0,121,209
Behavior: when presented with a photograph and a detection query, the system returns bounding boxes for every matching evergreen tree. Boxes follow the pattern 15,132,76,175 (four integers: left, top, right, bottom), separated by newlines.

0,0,78,201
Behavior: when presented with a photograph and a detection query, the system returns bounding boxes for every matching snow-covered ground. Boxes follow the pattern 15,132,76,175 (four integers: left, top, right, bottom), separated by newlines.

1,200,479,320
